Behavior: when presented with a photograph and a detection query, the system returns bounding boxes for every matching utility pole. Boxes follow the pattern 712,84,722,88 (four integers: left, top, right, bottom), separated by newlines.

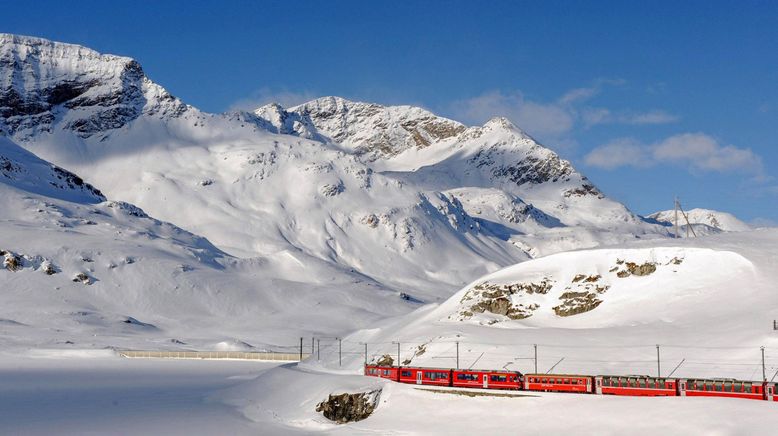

338,338,342,367
762,346,766,382
656,345,661,377
534,344,538,373
311,337,314,354
456,341,459,369
363,342,368,365
674,196,679,239
317,339,320,361
299,337,303,361
392,341,400,366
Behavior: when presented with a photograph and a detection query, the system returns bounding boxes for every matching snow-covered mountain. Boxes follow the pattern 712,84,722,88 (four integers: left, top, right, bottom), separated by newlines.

2,33,668,309
0,135,416,350
649,208,752,235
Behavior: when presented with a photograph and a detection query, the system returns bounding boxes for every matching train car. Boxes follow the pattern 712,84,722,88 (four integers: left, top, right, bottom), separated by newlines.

452,369,522,390
399,367,452,386
364,364,400,382
595,376,677,397
678,378,770,401
524,374,592,393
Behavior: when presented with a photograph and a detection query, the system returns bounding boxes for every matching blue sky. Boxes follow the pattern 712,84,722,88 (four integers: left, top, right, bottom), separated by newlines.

3,1,777,223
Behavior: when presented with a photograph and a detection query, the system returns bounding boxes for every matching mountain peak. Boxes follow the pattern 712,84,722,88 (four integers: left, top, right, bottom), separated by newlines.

481,116,532,139
254,96,467,159
0,33,187,141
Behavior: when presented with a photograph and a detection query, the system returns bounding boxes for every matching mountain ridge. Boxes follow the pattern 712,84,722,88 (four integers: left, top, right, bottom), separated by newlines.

1,33,670,301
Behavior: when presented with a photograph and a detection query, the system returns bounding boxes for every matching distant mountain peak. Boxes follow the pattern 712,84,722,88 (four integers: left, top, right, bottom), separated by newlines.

254,96,466,160
648,208,751,233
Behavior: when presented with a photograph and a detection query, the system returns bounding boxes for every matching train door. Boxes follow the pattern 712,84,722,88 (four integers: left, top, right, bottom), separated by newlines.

484,374,489,389
595,377,602,395
678,379,687,397
765,383,774,401
586,378,593,393
416,371,422,385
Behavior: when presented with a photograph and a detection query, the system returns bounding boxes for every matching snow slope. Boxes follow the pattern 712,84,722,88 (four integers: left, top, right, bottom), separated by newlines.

0,137,415,351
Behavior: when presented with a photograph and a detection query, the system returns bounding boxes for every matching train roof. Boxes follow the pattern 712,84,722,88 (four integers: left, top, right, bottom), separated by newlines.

524,373,592,378
453,368,523,374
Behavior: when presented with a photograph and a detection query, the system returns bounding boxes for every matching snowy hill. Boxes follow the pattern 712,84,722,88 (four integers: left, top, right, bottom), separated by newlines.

0,34,671,303
0,136,104,203
649,208,752,234
330,229,778,380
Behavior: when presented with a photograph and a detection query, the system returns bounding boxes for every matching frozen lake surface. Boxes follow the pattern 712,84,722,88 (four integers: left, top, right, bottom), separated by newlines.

0,355,283,435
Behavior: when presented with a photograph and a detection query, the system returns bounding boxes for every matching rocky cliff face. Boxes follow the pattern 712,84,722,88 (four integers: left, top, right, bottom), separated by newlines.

0,33,188,140
255,96,467,160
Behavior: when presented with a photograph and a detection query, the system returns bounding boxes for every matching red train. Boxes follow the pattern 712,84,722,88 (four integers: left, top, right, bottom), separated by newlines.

365,364,777,402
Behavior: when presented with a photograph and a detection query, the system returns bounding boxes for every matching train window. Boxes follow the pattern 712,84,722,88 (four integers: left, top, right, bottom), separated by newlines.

724,381,733,391
733,382,742,392
383,370,390,375
639,379,647,388
714,382,723,391
401,371,411,377
647,380,655,388
706,382,713,391
556,378,562,384
457,373,478,381
542,378,548,383
744,382,752,393
491,375,507,382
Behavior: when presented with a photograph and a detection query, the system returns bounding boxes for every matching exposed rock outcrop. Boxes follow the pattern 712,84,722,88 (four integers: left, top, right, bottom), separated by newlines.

316,390,381,424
